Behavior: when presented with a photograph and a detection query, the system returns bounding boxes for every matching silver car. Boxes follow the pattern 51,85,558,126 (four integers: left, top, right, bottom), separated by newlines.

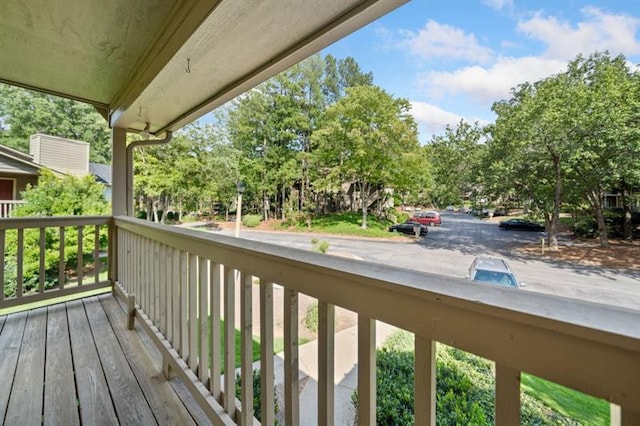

468,256,522,288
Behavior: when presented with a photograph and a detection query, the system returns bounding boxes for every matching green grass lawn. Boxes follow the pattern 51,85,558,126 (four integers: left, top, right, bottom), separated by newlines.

282,212,404,238
213,319,308,372
522,373,609,425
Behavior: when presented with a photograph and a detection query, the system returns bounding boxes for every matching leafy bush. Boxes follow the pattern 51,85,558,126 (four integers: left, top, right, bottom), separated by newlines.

572,209,640,239
165,211,179,221
235,369,280,424
352,331,577,425
303,301,319,333
310,238,330,254
393,209,411,223
242,214,262,227
573,219,598,238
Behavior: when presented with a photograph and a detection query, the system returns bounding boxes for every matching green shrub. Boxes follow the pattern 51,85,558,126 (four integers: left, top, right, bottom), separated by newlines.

352,331,576,425
310,238,330,254
235,369,280,424
303,301,319,333
573,219,598,238
165,211,179,221
242,214,262,227
394,209,411,223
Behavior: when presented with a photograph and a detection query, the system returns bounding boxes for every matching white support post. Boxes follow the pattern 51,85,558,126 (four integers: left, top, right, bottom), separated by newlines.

495,363,521,425
357,315,376,426
318,301,335,426
414,337,436,426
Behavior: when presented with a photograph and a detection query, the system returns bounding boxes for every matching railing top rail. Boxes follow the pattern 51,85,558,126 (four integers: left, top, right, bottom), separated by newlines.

0,215,112,230
114,216,639,344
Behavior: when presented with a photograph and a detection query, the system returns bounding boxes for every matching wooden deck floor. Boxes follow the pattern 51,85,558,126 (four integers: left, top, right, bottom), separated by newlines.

0,294,200,425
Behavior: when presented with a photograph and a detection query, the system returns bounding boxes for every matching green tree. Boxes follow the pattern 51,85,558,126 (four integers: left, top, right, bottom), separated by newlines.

488,72,580,249
312,86,421,228
15,170,108,217
133,124,240,221
426,120,484,208
563,52,640,246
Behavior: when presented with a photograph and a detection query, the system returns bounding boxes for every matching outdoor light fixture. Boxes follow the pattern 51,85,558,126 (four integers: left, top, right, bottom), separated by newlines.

235,181,246,237
236,181,246,195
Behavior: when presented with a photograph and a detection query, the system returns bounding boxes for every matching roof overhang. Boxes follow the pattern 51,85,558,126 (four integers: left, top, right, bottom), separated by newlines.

0,0,408,136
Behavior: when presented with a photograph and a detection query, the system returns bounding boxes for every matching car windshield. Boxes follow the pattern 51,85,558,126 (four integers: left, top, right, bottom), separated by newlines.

472,270,518,288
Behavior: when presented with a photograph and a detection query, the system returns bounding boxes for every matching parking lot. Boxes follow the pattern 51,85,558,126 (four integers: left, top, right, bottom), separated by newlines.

213,212,640,311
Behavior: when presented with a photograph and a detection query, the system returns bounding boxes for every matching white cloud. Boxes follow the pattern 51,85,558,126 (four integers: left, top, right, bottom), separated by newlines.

400,20,494,63
410,101,488,136
482,0,513,12
517,7,640,60
418,56,566,104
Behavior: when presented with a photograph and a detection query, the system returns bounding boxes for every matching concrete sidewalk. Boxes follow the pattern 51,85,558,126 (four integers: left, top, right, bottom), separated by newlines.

253,321,398,425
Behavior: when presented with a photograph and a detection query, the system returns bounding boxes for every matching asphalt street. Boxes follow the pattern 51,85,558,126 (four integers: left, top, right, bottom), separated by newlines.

207,212,640,311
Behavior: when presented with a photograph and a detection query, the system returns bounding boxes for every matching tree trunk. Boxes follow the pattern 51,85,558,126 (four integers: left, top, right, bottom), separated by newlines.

263,192,269,222
360,182,369,229
152,199,159,223
145,198,152,222
159,194,166,224
586,189,609,248
281,185,286,222
621,183,632,240
596,205,609,248
547,155,563,250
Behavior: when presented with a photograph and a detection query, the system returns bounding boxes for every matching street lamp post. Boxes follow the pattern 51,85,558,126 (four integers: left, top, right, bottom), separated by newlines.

235,181,246,238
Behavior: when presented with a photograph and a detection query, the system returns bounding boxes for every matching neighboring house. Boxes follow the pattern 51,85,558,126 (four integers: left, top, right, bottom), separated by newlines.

31,134,112,199
0,144,49,217
30,133,89,177
603,191,640,212
0,134,112,216
89,162,113,201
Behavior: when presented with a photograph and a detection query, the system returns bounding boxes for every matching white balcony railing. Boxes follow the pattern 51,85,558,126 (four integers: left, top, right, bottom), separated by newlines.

111,216,640,425
0,200,26,218
0,216,112,309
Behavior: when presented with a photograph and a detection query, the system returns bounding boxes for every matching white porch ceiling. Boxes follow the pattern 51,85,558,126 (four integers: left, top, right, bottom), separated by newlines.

0,0,408,136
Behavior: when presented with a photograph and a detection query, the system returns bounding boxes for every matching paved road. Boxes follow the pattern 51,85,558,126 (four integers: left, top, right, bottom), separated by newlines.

206,212,640,311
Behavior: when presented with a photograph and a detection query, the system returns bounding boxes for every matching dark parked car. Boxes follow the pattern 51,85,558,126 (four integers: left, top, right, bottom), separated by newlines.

498,218,545,232
388,220,428,236
492,208,507,217
468,256,522,288
411,211,442,226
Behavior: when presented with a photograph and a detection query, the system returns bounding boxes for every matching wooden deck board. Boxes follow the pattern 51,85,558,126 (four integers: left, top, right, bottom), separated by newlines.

100,295,196,426
0,310,27,422
82,296,157,425
44,303,80,426
67,298,119,425
0,295,198,425
5,307,47,426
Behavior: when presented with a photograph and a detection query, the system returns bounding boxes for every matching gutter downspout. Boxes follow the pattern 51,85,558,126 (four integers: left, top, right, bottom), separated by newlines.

125,131,173,216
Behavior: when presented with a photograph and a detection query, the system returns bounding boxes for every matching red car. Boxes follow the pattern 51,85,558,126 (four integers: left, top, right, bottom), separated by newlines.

411,211,442,226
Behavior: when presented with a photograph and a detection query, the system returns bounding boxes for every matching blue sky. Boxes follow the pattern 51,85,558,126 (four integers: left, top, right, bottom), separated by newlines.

322,0,640,143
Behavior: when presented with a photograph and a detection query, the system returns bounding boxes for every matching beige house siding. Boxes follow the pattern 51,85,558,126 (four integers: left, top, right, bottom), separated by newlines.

30,134,89,177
